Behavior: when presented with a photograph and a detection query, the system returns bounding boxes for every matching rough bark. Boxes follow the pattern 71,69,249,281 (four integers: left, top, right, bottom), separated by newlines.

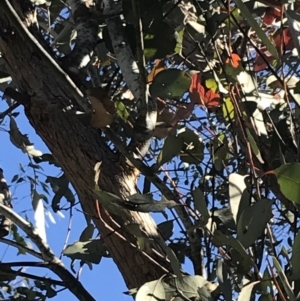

0,7,169,290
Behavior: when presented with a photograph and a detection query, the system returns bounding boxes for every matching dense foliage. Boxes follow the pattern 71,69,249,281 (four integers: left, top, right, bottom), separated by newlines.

1,0,300,300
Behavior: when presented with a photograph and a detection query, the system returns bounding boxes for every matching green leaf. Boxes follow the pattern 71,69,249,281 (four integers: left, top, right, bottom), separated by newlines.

136,279,165,301
237,281,260,301
295,81,300,94
273,257,296,301
228,173,250,225
213,134,229,171
10,224,27,255
237,199,273,248
124,193,178,213
192,188,209,224
291,231,300,280
79,224,94,242
157,220,174,241
274,163,300,204
212,230,253,274
93,188,129,219
11,174,19,182
32,190,47,243
166,247,182,279
163,275,208,300
143,23,177,60
222,98,235,121
246,129,264,164
178,128,204,164
216,260,232,301
157,134,184,167
234,0,279,59
150,69,191,99
63,240,105,264
205,79,218,92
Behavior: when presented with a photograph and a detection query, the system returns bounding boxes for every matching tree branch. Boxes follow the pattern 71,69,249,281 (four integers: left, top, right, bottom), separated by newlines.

62,0,99,75
0,168,13,238
0,262,64,286
0,203,96,301
0,0,90,113
0,102,20,120
103,0,142,103
0,237,43,259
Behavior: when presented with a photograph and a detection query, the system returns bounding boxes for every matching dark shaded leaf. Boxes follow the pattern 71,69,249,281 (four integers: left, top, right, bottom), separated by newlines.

274,163,300,204
291,231,300,280
79,224,94,242
150,69,191,99
157,220,174,241
237,199,273,248
216,260,232,301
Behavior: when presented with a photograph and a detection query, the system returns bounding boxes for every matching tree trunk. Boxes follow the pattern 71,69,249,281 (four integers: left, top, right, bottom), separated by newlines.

0,6,168,289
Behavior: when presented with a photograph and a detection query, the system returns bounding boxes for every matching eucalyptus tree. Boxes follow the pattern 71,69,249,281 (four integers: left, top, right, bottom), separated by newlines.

1,0,300,300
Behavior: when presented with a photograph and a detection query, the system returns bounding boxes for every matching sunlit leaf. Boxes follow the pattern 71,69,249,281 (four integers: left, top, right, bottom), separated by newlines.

136,279,165,301
222,98,235,121
205,79,218,93
63,240,106,264
229,173,250,224
163,275,208,300
32,190,47,243
237,281,260,301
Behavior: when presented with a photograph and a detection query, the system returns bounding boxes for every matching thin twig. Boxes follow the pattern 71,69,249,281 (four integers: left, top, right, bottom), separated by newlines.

0,237,43,259
0,103,20,120
0,204,96,301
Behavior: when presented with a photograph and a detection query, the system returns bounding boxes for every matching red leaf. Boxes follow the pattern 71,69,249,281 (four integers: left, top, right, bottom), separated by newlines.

273,27,294,51
203,89,221,109
189,73,220,109
262,7,281,25
226,53,241,68
189,73,205,106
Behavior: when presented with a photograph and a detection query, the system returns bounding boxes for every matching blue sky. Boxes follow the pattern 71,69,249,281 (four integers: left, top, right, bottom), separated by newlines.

0,99,195,300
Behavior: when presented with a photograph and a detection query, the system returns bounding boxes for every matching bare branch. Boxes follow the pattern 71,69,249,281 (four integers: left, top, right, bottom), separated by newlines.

0,262,65,287
103,0,142,102
0,168,13,238
0,204,96,301
0,102,20,120
0,237,43,259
